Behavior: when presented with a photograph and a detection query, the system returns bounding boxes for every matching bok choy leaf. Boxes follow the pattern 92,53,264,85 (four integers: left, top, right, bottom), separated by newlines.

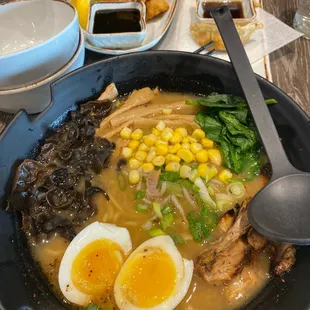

189,92,277,178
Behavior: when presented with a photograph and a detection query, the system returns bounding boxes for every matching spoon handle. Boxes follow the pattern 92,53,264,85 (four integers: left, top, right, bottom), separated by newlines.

211,6,294,177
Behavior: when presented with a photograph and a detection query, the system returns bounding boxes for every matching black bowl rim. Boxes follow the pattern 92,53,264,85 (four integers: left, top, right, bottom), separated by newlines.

1,51,310,310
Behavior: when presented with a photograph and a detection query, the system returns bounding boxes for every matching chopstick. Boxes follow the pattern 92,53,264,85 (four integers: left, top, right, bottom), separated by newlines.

193,41,216,56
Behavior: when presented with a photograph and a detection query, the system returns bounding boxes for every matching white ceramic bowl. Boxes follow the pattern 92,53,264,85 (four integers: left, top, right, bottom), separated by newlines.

86,1,147,49
196,0,257,25
0,28,85,114
0,0,79,90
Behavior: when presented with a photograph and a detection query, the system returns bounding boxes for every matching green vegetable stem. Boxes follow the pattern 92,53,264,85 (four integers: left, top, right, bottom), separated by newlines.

135,190,146,200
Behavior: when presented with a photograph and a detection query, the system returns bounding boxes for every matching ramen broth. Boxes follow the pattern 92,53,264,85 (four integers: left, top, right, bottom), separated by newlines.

30,92,270,309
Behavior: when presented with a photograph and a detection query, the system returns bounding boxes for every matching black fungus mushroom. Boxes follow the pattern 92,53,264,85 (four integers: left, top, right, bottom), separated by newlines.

48,168,79,189
8,98,115,243
261,162,272,178
46,188,76,209
116,158,127,171
87,186,110,202
15,160,44,190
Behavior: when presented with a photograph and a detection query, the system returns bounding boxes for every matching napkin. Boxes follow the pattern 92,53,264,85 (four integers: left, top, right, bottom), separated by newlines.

155,1,303,64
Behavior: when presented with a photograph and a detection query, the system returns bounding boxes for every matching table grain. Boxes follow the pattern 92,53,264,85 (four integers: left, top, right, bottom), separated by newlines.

263,0,310,116
0,0,309,132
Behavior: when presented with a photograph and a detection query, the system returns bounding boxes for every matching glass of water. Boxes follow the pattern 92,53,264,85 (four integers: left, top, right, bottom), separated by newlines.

294,0,310,39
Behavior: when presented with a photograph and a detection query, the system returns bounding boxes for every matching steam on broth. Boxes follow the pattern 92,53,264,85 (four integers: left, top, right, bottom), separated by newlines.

9,85,296,310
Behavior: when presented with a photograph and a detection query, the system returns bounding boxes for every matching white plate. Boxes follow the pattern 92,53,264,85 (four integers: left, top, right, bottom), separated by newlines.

85,0,178,55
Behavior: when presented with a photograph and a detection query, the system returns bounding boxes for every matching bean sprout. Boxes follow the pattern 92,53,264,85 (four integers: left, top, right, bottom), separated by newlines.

171,195,188,224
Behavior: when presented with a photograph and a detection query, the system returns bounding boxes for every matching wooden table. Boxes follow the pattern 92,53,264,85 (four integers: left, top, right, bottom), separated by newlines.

263,0,310,115
0,0,309,131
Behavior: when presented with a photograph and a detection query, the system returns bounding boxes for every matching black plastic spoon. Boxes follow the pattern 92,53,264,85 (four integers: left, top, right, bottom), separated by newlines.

211,6,310,245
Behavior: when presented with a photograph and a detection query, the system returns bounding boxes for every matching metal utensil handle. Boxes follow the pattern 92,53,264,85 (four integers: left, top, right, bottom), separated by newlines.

193,41,216,56
211,6,294,176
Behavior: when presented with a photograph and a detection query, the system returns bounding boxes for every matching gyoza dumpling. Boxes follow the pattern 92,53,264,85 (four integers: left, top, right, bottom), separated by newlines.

190,22,263,51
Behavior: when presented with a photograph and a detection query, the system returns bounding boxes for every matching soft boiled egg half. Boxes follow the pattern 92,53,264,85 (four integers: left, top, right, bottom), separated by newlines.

114,235,194,310
58,222,132,306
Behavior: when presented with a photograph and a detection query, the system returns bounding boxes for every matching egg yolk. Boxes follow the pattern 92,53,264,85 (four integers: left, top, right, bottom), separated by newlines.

71,239,124,296
119,247,177,308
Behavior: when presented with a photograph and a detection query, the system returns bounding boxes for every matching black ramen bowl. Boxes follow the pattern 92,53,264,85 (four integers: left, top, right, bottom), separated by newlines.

1,52,310,310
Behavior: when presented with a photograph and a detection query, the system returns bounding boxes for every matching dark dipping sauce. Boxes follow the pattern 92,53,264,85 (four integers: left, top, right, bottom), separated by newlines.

93,9,141,34
202,1,245,18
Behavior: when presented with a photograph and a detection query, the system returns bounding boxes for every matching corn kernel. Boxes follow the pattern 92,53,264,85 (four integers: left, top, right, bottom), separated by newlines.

198,163,208,178
144,134,157,147
208,149,222,166
196,149,208,163
165,128,174,134
155,139,168,146
201,137,214,148
192,128,206,140
162,108,172,115
182,137,189,143
180,165,192,179
138,143,149,152
129,158,142,169
207,165,218,181
189,169,199,182
188,136,197,143
181,142,190,150
165,162,181,172
177,148,194,163
146,149,156,163
175,127,188,137
135,151,147,162
156,121,166,131
156,143,168,156
161,128,174,142
131,128,143,140
120,126,132,139
129,170,140,184
122,147,133,158
152,156,165,166
168,143,181,154
190,143,203,154
218,169,233,183
165,154,181,162
142,163,155,173
152,128,160,136
169,132,182,144
160,132,173,142
128,140,139,151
